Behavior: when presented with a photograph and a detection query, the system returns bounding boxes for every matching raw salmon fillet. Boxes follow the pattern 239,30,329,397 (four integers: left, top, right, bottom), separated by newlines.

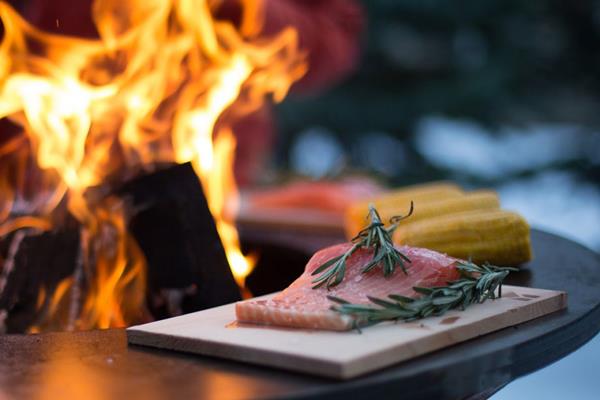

235,243,461,331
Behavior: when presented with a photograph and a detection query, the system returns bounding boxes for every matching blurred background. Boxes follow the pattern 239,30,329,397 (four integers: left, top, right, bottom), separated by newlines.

271,0,600,253
269,3,600,397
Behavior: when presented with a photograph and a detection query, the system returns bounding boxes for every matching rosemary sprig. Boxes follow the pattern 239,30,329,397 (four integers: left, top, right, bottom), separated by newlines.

327,261,518,328
311,203,413,289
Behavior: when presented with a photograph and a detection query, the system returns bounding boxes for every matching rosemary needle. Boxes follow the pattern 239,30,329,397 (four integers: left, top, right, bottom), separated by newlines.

311,203,413,289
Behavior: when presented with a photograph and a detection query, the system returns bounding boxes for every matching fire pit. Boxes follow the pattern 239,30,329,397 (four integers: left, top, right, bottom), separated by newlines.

1,230,599,399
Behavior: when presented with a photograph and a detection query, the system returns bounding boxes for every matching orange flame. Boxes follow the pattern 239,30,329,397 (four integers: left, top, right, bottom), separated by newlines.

0,0,306,330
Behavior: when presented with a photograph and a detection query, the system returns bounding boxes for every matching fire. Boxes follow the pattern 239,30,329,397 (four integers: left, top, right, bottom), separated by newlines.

193,127,257,287
0,0,306,330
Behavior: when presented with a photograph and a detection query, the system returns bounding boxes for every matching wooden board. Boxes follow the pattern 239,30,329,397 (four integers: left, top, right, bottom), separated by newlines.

127,285,566,379
236,199,346,234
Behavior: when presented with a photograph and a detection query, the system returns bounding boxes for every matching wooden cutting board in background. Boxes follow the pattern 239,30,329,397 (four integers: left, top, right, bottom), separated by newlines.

127,285,566,379
236,201,346,234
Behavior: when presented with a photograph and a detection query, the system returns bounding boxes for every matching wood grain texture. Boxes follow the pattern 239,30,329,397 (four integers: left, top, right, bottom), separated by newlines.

127,285,566,379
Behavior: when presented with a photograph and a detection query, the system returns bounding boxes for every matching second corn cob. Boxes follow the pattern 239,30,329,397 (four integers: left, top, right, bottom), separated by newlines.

393,209,532,266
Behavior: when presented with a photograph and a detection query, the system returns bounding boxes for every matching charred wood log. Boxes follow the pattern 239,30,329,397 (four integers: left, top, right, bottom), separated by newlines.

0,162,240,332
0,220,80,333
118,162,241,319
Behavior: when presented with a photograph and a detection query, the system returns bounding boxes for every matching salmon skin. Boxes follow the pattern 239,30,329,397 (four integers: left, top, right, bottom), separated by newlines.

235,244,461,331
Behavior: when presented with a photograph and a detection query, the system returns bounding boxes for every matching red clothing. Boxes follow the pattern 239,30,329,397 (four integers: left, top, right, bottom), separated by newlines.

18,0,364,185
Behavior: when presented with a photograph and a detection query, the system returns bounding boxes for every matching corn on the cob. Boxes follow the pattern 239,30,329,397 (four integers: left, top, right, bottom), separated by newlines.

368,190,500,234
393,209,532,266
345,182,464,238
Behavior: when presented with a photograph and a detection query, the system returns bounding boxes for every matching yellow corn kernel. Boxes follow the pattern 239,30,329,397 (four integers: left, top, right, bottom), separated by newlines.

345,182,464,238
394,209,532,266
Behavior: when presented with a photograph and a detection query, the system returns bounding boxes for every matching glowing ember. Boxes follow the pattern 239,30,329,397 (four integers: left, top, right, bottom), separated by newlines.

0,0,306,330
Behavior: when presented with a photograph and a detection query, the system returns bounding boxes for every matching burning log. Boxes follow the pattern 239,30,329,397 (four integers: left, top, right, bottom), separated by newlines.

0,162,241,332
0,0,305,332
118,162,241,319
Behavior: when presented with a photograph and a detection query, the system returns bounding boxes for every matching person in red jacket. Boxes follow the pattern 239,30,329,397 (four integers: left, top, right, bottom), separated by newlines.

16,0,364,186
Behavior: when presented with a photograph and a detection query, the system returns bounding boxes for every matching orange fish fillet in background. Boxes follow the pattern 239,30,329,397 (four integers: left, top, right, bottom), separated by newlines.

235,244,460,331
